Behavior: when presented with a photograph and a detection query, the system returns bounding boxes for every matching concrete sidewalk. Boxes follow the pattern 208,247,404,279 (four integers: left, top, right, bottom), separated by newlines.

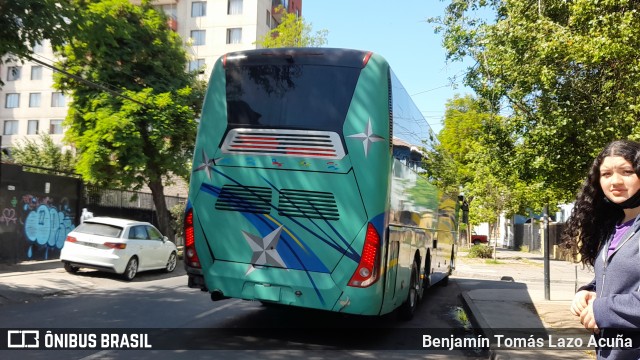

454,247,597,359
0,259,95,305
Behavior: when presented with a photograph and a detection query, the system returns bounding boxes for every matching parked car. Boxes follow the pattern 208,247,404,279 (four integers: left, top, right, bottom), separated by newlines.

471,232,489,245
60,217,178,280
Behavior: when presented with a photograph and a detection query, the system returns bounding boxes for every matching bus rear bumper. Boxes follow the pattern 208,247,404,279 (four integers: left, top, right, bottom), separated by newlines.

186,264,208,291
201,261,384,315
204,261,343,311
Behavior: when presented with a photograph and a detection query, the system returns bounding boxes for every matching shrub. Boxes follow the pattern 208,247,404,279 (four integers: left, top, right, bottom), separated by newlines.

169,203,186,244
468,244,493,259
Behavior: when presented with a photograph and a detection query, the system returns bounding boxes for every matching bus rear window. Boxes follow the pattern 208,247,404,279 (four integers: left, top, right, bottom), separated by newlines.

225,64,360,134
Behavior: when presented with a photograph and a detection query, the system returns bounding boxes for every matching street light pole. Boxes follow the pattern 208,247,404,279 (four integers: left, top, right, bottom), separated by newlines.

460,198,470,247
543,204,550,300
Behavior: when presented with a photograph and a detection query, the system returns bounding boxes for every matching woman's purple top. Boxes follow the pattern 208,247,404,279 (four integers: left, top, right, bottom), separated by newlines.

608,218,635,258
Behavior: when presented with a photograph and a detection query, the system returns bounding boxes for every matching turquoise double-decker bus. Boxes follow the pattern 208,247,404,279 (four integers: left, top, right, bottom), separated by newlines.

184,48,459,319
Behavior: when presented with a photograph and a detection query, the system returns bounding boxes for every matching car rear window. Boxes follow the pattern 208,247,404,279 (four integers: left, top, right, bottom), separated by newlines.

75,223,123,238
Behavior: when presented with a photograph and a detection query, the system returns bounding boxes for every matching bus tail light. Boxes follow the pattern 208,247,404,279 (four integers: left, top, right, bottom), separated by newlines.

184,208,201,268
362,51,373,67
348,223,380,287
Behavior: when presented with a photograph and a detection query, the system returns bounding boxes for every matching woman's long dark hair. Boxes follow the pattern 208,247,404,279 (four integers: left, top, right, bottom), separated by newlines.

562,140,640,267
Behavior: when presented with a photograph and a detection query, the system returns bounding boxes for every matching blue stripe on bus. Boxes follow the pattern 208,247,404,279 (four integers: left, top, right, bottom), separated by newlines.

259,176,361,263
199,182,331,273
209,169,360,263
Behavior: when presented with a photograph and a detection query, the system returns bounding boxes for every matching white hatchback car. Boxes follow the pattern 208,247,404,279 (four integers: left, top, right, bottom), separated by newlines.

60,217,178,280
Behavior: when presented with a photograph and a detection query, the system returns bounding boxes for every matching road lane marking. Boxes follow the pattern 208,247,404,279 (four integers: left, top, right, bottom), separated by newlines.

80,350,112,360
194,299,243,319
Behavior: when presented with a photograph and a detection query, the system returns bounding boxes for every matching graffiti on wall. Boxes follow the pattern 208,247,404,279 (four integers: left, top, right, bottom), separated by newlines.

19,195,75,260
1,208,18,225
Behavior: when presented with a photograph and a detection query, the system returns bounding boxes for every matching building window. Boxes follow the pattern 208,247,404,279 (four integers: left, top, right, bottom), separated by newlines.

159,4,177,18
189,58,206,73
227,28,242,44
29,93,41,108
191,1,206,17
3,120,19,135
27,120,39,135
190,30,206,46
7,66,21,81
51,92,66,107
266,10,271,28
5,93,19,108
50,119,63,134
228,0,242,15
31,66,43,80
32,41,44,53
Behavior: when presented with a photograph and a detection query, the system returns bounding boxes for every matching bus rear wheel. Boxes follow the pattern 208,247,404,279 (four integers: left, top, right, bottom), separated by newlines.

399,261,420,321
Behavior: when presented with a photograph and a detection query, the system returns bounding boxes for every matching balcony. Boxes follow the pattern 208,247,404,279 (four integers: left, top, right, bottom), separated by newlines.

167,16,178,32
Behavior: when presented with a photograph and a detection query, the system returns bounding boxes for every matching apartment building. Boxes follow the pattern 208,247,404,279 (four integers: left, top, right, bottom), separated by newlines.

0,0,303,155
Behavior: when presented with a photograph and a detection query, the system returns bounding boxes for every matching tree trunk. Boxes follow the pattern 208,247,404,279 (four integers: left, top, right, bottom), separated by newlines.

147,179,175,241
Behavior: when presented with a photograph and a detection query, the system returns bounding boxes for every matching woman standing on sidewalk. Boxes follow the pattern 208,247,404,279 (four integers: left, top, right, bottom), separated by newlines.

563,139,640,360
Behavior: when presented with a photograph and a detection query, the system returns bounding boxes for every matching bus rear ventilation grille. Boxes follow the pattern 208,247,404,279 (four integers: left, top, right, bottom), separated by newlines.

221,128,346,159
277,189,339,220
215,185,272,214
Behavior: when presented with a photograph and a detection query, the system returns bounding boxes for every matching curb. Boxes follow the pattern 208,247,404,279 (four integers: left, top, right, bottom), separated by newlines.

460,291,498,359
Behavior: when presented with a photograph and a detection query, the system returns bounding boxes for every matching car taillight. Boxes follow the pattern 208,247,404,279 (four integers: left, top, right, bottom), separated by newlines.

104,242,126,250
65,236,78,243
184,208,201,268
348,223,381,288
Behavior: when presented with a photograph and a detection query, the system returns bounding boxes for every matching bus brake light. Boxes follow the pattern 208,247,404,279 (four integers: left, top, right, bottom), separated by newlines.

184,208,201,268
348,223,380,287
362,52,373,67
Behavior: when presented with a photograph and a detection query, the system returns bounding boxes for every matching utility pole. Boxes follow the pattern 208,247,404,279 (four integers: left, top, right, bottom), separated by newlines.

460,198,470,247
543,205,550,300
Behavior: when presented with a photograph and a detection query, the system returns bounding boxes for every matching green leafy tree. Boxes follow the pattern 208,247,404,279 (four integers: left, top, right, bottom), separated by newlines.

10,133,76,173
255,5,328,48
424,95,527,232
438,95,490,185
0,0,76,87
432,0,640,206
54,0,204,239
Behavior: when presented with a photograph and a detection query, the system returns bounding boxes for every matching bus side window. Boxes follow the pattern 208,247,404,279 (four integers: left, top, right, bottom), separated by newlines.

400,211,416,225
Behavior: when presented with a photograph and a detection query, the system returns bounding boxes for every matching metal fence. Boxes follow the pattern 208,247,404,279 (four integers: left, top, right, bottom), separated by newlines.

84,186,186,210
514,223,565,253
83,185,187,232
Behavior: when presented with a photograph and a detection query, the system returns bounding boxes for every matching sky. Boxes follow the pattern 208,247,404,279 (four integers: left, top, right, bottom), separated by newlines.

303,0,475,136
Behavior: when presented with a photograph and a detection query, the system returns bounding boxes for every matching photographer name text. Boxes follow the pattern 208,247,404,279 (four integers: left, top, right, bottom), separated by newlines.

423,334,632,350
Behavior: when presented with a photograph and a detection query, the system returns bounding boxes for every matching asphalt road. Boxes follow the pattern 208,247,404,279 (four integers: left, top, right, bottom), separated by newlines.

0,266,488,359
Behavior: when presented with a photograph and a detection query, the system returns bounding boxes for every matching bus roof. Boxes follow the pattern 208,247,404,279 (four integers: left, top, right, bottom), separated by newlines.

223,48,374,68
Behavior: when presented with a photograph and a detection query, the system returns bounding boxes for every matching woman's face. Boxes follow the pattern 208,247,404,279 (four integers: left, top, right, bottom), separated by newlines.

599,156,640,204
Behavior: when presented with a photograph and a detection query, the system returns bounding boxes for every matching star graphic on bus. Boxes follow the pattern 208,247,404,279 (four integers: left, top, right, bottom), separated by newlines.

347,118,385,157
243,226,287,275
194,150,219,180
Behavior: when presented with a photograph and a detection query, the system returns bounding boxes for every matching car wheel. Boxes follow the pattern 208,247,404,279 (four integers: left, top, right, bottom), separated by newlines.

473,240,480,245
64,262,79,274
399,261,420,321
122,257,138,281
165,252,177,273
